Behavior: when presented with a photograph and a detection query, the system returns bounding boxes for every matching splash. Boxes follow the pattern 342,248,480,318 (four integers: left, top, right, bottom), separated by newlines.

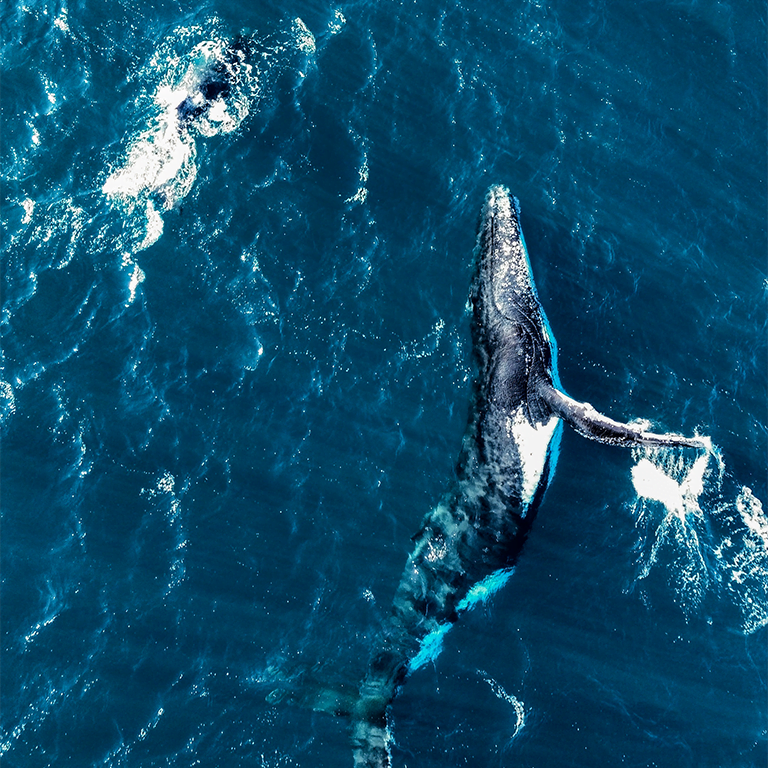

102,18,316,254
629,443,768,633
102,33,256,246
631,450,709,516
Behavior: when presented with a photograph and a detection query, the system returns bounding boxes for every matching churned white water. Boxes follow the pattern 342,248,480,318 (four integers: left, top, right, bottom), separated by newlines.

630,444,768,633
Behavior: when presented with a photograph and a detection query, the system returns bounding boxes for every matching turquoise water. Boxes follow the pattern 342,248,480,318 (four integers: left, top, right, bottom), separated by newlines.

2,1,766,766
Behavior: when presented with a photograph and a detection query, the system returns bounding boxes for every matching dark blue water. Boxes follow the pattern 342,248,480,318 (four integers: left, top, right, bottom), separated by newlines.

2,1,766,766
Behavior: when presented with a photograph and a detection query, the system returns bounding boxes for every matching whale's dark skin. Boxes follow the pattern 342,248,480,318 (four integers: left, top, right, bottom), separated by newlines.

347,186,707,767
176,36,252,127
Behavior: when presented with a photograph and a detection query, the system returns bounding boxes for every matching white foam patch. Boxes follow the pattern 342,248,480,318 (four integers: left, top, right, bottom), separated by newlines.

292,18,316,54
53,3,69,33
102,32,259,252
140,199,164,250
140,471,188,596
737,487,768,544
509,409,559,507
345,152,369,205
717,487,768,634
127,262,146,304
102,99,198,209
0,381,16,426
103,21,316,253
329,9,346,35
121,253,146,306
629,445,768,633
20,198,34,224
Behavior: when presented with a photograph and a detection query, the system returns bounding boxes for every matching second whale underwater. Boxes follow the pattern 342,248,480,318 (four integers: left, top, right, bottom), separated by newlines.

266,186,708,767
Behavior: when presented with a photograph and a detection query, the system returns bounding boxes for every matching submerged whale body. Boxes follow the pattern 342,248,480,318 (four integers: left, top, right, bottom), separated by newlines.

345,186,708,767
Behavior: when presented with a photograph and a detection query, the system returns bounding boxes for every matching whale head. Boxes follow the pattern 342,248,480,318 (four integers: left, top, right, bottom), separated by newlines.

471,186,558,425
477,186,538,317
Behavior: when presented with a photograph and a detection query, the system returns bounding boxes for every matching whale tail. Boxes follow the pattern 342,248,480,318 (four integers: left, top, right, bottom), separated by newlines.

348,638,414,767
261,652,400,767
351,714,393,768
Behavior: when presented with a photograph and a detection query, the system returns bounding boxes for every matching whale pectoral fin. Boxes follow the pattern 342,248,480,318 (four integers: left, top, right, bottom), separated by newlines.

540,385,708,450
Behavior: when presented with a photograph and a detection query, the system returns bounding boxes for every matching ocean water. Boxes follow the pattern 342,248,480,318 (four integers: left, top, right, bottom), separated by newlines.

1,0,766,766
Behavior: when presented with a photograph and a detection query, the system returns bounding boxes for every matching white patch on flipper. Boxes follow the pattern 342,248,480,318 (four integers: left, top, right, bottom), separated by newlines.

509,409,559,507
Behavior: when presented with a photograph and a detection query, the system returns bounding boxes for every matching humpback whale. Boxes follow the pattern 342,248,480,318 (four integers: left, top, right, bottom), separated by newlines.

346,186,707,767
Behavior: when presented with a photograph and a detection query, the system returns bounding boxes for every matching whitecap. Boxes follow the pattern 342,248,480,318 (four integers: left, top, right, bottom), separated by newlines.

20,198,34,224
0,382,16,427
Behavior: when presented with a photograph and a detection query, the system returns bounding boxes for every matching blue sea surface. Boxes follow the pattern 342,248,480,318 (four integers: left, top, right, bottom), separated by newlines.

1,1,766,766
